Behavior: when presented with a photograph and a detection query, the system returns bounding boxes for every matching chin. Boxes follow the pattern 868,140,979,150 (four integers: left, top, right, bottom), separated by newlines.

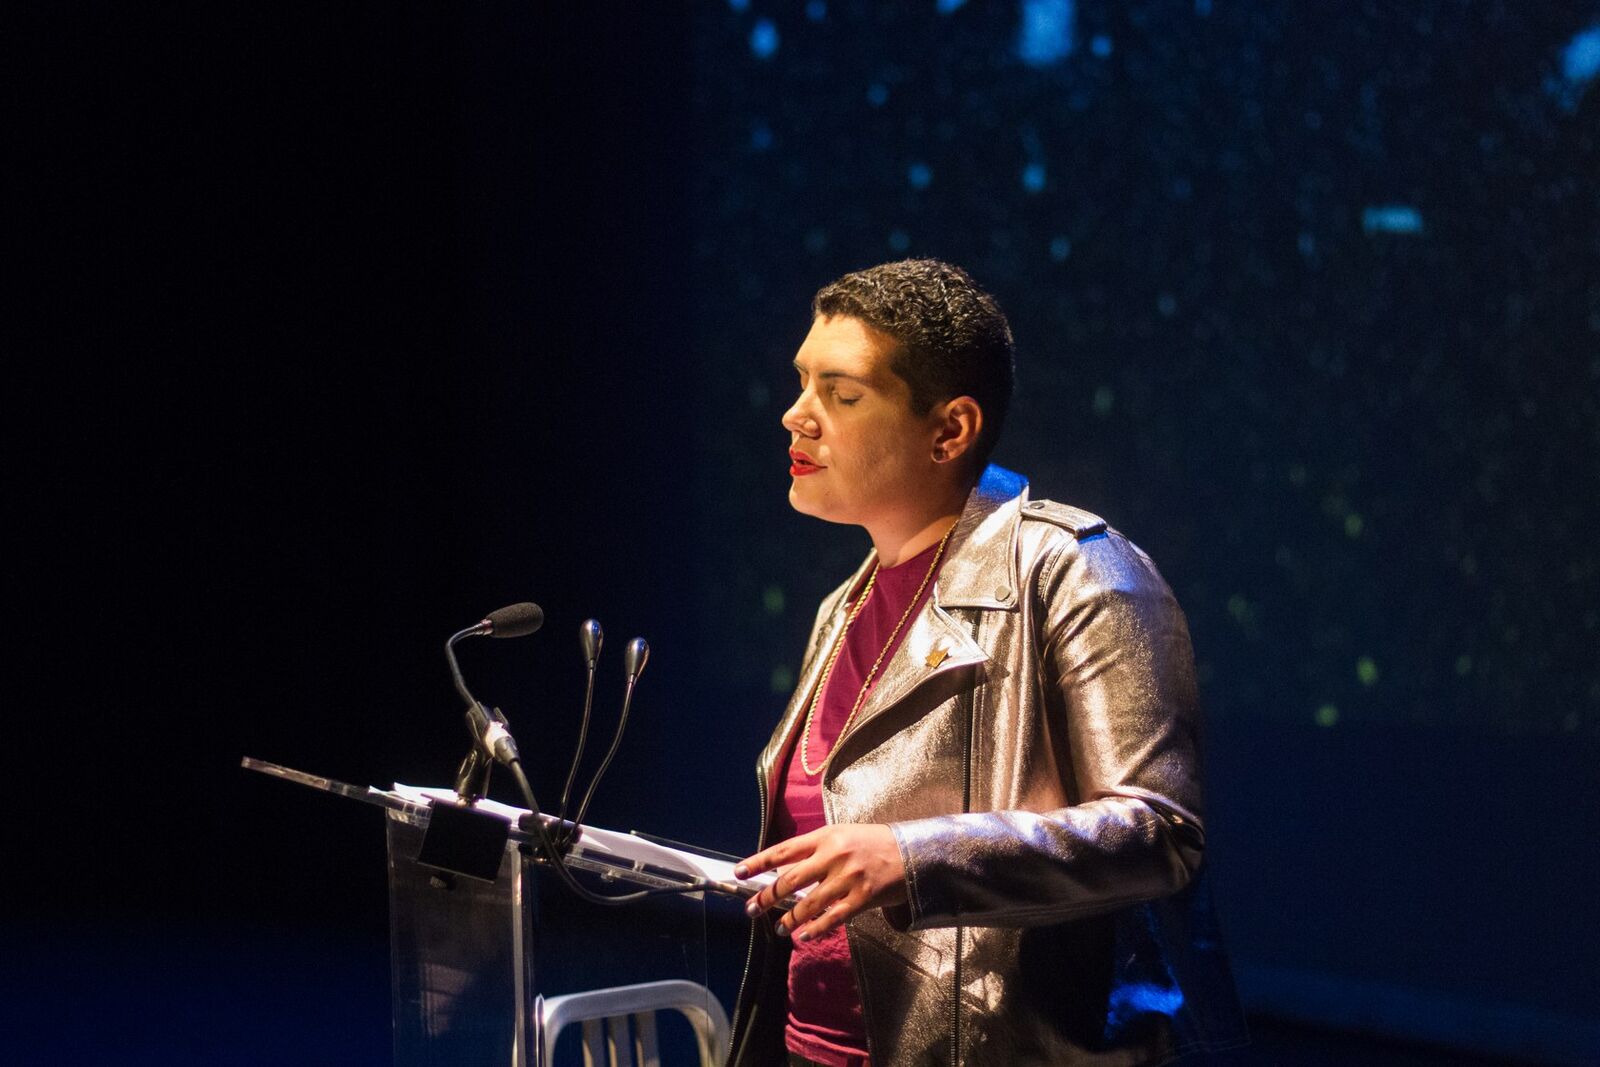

788,484,854,526
787,483,818,516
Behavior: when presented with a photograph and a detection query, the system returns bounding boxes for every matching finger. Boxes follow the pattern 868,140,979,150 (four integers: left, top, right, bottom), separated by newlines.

735,828,820,880
781,870,851,930
748,855,827,916
734,848,775,881
790,890,865,943
734,847,779,882
744,866,790,915
738,853,796,914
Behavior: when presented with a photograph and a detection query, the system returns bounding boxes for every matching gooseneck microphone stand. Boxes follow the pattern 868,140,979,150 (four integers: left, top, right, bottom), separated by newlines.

446,607,705,906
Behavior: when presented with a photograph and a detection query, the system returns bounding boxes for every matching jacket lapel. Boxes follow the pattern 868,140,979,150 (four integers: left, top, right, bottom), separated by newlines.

825,465,1030,770
840,602,987,736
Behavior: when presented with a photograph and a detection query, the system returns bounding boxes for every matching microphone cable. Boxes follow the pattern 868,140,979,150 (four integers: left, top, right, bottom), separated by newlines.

448,606,701,904
505,754,712,905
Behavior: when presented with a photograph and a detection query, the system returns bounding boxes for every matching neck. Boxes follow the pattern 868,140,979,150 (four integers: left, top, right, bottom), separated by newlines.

867,482,970,568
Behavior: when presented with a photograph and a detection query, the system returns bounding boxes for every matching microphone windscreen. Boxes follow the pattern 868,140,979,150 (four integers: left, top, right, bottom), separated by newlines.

486,601,544,638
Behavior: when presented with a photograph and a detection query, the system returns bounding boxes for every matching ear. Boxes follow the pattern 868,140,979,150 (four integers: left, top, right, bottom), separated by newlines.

930,396,983,466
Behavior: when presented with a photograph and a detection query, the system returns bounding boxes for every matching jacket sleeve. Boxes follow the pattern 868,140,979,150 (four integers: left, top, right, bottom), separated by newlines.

887,532,1207,930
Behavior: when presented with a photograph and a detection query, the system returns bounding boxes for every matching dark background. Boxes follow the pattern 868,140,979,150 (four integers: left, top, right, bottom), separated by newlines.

9,2,1598,1064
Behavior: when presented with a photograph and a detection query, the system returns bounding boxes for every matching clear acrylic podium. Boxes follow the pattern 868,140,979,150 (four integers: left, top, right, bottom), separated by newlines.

243,758,737,1066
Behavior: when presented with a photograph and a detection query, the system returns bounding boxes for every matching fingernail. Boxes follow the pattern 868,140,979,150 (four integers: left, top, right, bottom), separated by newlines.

795,930,811,943
734,864,750,879
775,922,790,938
744,899,760,916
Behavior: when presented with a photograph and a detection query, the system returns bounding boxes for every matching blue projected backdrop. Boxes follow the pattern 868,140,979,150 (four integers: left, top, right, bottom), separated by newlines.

689,1,1600,743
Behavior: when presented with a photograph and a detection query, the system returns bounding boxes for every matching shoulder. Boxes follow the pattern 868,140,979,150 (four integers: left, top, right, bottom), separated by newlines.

1019,498,1173,602
1017,498,1108,540
1015,498,1113,575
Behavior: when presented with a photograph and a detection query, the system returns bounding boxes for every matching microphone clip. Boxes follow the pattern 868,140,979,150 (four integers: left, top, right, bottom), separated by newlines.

453,746,493,807
454,702,520,806
466,701,521,766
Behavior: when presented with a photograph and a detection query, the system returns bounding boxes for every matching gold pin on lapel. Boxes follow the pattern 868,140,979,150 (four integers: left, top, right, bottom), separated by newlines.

925,646,949,668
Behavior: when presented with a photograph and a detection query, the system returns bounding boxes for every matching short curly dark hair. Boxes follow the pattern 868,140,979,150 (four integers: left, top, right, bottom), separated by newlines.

812,258,1015,472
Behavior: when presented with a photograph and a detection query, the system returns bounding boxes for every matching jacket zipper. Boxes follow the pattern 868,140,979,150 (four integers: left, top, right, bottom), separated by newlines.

732,594,858,1064
731,606,835,1065
950,694,970,1066
951,613,980,1065
727,762,769,1066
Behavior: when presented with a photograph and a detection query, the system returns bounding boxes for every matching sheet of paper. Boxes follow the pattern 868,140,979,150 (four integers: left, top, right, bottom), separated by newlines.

389,783,779,893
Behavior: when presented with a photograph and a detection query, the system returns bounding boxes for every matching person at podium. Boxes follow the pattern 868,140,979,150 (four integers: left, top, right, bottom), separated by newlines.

729,259,1246,1067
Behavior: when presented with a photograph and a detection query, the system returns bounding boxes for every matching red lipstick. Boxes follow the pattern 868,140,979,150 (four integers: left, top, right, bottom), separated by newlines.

789,448,823,476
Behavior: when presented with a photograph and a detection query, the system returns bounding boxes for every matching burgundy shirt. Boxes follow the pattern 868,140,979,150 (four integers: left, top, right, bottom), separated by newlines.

771,539,944,1067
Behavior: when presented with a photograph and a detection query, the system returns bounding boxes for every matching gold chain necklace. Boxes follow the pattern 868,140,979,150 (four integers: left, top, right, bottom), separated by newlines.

798,523,956,777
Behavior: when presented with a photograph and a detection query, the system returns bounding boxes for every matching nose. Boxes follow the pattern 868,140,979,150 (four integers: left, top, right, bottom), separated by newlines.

782,388,820,439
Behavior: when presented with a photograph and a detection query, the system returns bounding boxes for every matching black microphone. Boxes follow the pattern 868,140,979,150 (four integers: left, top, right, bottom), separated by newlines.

444,601,543,804
481,602,545,639
446,601,545,707
458,601,545,641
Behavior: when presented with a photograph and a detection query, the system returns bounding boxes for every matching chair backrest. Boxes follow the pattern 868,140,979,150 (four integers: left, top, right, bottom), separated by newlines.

539,979,730,1067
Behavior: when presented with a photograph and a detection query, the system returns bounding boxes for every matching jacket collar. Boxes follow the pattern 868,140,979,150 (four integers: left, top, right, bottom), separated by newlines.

934,464,1029,611
825,463,1030,614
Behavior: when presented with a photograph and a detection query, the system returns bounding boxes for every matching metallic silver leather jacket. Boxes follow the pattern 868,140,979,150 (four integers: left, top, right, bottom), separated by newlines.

728,466,1246,1066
